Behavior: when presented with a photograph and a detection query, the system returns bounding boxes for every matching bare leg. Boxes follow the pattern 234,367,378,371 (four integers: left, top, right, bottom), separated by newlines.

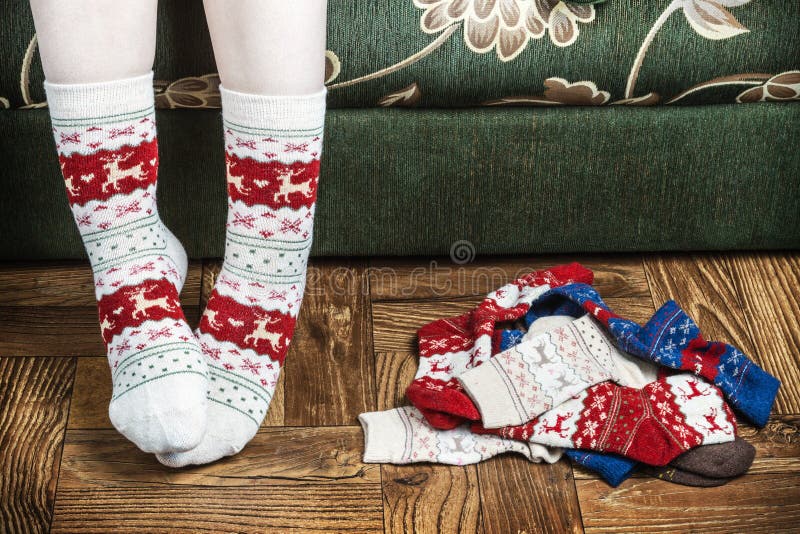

202,0,327,95
30,0,157,83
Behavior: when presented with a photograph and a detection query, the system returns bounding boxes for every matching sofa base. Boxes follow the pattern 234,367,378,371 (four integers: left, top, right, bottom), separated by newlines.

1,105,798,260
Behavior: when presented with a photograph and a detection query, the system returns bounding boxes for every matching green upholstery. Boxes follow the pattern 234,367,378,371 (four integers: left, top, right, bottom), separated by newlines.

2,0,799,108
1,0,798,259
3,104,798,259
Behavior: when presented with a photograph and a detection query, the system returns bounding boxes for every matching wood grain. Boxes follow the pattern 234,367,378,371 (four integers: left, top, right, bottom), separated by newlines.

54,425,383,532
0,357,75,533
51,485,384,532
0,261,202,307
372,298,482,353
726,253,800,414
368,255,650,301
67,356,284,428
0,306,201,357
58,426,379,488
284,259,376,426
576,474,800,533
478,455,583,534
200,260,221,309
381,464,481,534
375,352,418,411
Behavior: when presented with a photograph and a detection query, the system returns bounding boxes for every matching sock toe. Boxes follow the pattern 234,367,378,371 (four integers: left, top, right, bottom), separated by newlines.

109,372,208,454
155,402,258,467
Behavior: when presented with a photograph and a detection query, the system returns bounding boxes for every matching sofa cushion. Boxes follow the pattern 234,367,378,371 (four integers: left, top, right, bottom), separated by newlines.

2,104,799,259
1,0,798,110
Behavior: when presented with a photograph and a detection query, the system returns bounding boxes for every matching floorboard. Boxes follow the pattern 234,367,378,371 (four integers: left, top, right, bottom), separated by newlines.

284,259,376,426
0,357,75,533
726,253,800,413
576,474,800,533
0,255,797,532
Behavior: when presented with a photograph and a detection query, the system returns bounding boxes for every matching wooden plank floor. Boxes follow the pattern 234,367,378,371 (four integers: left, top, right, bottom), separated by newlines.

1,253,798,533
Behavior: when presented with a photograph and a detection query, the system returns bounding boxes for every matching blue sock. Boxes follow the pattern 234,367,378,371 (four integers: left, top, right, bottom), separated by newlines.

530,284,780,427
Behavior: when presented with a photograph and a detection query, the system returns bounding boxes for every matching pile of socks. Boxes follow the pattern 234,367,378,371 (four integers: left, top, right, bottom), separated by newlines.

358,263,779,486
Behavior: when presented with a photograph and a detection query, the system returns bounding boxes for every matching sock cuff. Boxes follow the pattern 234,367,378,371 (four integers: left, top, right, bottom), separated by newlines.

358,409,412,463
44,72,155,120
220,86,327,131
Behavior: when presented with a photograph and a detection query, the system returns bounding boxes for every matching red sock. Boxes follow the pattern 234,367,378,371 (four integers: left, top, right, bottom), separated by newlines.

471,374,738,466
405,263,594,429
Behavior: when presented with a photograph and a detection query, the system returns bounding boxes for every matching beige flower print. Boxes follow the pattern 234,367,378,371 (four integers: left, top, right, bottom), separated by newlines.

737,71,800,103
414,0,596,61
484,77,610,106
680,0,751,40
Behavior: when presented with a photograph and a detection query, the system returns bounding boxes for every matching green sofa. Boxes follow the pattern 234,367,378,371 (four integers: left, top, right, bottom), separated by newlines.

2,0,799,259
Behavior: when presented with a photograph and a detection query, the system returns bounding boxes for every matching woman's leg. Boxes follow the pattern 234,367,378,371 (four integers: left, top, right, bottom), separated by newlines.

202,0,326,95
31,0,208,454
158,0,328,467
30,0,157,83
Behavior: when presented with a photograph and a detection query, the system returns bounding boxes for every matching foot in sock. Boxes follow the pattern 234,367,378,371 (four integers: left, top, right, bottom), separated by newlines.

404,263,595,429
472,374,738,466
359,406,562,465
45,73,207,453
157,87,326,467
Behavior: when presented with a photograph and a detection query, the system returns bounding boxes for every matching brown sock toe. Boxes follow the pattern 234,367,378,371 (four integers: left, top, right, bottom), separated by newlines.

644,466,732,487
669,437,755,479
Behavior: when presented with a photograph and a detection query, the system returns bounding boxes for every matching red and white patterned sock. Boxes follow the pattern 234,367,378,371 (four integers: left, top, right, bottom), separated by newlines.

472,374,738,466
45,73,208,453
458,314,656,428
157,86,327,467
405,263,594,429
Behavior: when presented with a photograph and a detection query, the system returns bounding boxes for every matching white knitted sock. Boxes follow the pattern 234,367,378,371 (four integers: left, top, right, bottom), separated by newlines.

458,314,657,428
45,73,208,453
359,406,562,465
157,86,326,467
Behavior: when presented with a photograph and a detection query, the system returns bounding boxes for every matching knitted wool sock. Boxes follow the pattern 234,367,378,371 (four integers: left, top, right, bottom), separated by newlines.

458,314,657,428
472,374,738,466
405,263,594,430
358,406,562,465
496,316,641,486
530,284,780,427
157,87,326,467
45,73,207,453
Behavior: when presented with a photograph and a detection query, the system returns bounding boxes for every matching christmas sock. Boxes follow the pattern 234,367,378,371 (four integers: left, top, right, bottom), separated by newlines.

458,313,659,428
45,73,207,453
358,406,562,465
529,283,780,427
496,315,642,486
157,86,326,467
405,263,594,430
472,374,738,466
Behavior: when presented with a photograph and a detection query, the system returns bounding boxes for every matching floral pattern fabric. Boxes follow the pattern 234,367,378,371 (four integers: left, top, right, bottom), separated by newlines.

1,0,798,109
